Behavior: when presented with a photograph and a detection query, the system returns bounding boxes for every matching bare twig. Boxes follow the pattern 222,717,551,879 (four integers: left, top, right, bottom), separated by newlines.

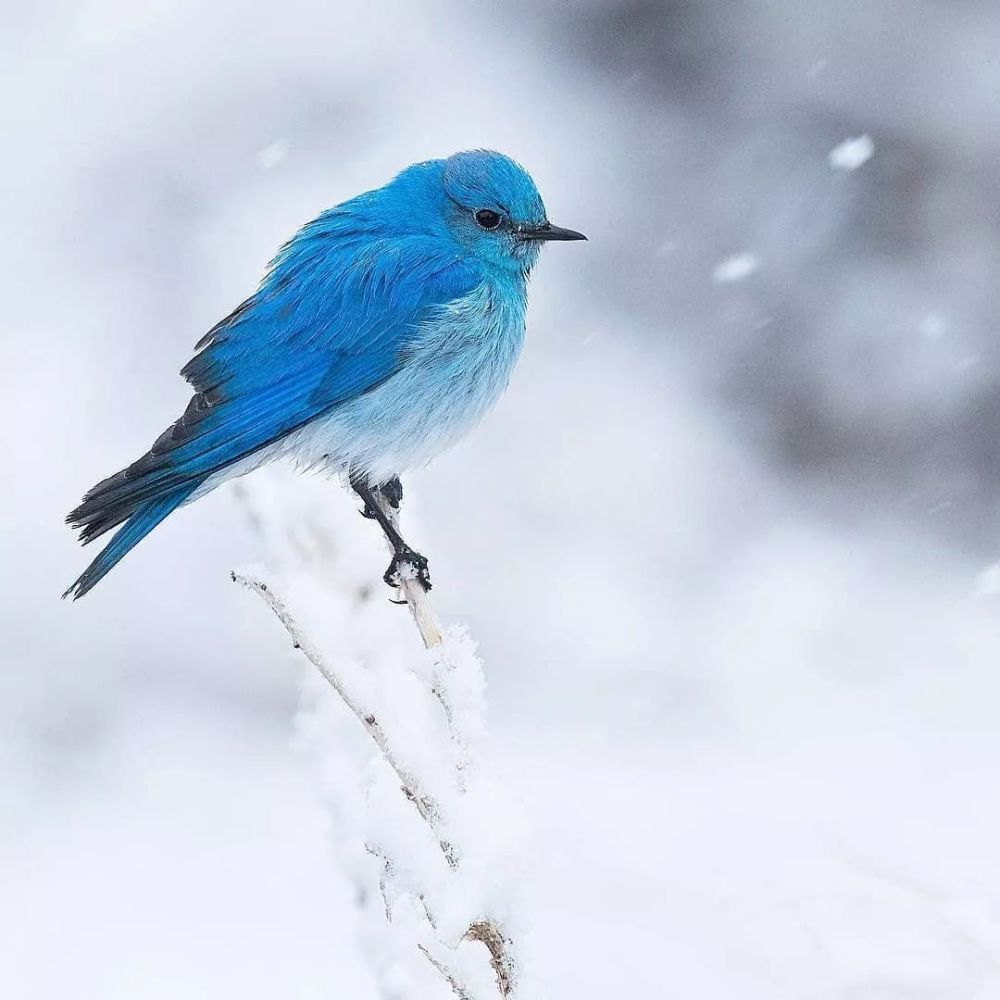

466,921,516,998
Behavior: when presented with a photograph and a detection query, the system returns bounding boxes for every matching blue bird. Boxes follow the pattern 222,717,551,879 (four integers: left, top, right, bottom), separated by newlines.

65,150,586,598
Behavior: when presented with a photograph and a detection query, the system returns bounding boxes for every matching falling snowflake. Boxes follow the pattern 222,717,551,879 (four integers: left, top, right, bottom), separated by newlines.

829,135,874,171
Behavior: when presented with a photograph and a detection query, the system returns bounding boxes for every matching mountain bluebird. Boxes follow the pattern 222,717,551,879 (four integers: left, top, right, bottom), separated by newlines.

65,150,585,599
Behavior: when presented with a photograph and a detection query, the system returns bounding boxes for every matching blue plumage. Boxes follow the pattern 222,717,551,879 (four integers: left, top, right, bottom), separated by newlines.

66,150,585,598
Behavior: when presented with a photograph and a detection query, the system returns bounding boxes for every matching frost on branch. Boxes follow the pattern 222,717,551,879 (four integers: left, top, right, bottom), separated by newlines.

230,480,526,999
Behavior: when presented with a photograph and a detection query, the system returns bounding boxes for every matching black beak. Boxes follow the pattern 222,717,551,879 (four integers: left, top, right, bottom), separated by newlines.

516,221,588,242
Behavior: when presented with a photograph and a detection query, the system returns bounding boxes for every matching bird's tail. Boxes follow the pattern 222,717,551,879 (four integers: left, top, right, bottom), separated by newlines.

63,482,200,600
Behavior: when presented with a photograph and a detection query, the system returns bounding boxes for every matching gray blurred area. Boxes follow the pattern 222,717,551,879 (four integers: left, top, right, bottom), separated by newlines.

543,0,1000,552
3,2,1000,997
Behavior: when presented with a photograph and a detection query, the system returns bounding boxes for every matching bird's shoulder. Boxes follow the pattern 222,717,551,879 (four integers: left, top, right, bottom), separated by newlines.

182,220,485,396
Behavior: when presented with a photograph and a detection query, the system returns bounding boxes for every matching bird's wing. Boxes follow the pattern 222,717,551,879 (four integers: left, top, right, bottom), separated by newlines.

70,235,479,536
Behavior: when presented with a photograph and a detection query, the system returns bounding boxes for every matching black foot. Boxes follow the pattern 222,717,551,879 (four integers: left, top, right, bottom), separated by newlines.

384,546,432,592
381,477,403,509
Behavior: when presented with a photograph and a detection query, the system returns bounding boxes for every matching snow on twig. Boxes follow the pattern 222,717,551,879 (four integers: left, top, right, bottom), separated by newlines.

231,485,522,999
230,569,452,856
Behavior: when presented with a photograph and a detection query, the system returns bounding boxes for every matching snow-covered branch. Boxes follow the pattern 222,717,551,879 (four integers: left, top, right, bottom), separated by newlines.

232,484,523,999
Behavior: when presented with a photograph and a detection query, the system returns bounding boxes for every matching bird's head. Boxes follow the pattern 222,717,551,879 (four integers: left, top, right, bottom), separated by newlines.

438,150,586,274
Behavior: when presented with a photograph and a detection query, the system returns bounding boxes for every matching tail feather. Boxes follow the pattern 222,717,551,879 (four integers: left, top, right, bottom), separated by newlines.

63,483,200,600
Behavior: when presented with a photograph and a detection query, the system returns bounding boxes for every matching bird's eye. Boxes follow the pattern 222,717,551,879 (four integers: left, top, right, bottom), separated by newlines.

474,209,502,230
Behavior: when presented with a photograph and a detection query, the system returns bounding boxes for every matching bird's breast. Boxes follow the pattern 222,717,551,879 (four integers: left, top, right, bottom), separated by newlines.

391,278,527,440
295,280,528,482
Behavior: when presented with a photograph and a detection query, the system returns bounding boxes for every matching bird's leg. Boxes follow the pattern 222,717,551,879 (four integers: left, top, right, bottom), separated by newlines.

350,476,431,591
357,476,403,519
381,476,403,510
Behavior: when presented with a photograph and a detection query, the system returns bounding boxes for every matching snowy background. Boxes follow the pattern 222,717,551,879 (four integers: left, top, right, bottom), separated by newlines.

4,1,1000,996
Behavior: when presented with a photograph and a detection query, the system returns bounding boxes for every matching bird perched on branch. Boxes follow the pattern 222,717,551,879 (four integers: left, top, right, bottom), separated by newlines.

65,150,586,598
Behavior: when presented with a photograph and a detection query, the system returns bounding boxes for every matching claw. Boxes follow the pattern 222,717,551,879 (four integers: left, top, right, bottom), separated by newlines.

358,502,378,520
380,477,403,510
383,546,432,592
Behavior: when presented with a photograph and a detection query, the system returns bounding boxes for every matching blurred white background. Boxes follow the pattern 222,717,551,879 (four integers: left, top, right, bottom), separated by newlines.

3,1,1000,997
